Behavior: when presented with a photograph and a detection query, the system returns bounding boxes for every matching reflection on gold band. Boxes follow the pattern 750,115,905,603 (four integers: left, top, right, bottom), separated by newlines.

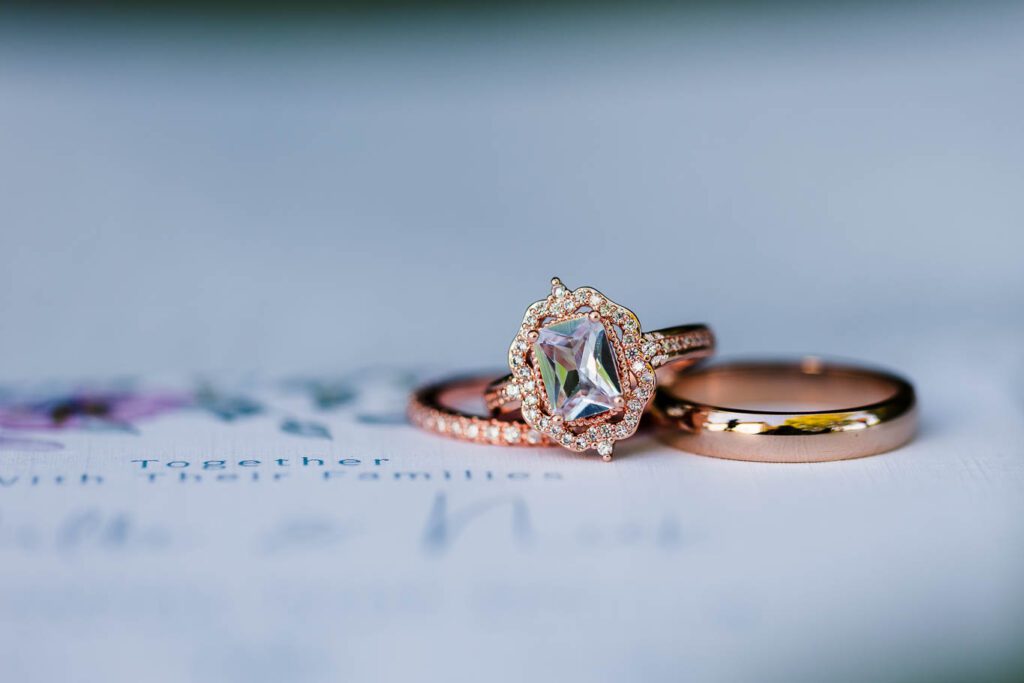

653,359,916,463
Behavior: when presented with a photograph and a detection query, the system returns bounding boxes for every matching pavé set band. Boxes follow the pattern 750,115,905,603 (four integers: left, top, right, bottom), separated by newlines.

408,277,917,462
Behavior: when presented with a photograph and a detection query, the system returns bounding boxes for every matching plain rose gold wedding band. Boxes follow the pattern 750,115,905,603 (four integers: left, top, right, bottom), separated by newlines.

652,358,916,463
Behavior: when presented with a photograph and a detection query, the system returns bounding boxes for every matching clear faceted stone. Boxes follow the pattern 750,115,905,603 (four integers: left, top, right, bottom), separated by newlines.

534,317,623,421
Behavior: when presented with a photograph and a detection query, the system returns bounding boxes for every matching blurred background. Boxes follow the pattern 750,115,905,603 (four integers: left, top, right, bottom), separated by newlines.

1,1,1021,383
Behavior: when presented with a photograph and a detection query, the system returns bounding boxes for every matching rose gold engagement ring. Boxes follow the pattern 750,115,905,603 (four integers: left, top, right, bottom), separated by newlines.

484,277,715,461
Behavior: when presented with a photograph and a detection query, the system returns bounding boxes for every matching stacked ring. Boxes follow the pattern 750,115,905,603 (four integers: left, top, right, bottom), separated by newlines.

408,277,715,460
407,277,918,463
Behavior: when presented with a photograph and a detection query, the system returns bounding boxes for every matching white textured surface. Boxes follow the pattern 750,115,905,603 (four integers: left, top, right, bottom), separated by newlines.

0,361,1021,683
0,4,1022,682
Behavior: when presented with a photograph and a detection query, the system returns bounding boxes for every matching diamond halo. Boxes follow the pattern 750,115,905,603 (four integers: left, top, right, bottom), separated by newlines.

507,277,657,461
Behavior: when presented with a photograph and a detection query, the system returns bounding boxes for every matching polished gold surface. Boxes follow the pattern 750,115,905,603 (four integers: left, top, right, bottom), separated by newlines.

653,359,916,462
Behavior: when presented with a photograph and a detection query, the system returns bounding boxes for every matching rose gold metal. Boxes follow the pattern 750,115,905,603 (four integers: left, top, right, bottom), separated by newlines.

652,359,917,462
408,375,553,447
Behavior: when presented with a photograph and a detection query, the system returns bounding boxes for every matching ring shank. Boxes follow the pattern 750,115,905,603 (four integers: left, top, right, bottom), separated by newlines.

653,359,916,462
643,324,716,369
409,375,552,447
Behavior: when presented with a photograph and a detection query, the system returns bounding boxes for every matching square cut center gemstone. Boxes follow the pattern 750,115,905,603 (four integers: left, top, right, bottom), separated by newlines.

533,317,623,421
